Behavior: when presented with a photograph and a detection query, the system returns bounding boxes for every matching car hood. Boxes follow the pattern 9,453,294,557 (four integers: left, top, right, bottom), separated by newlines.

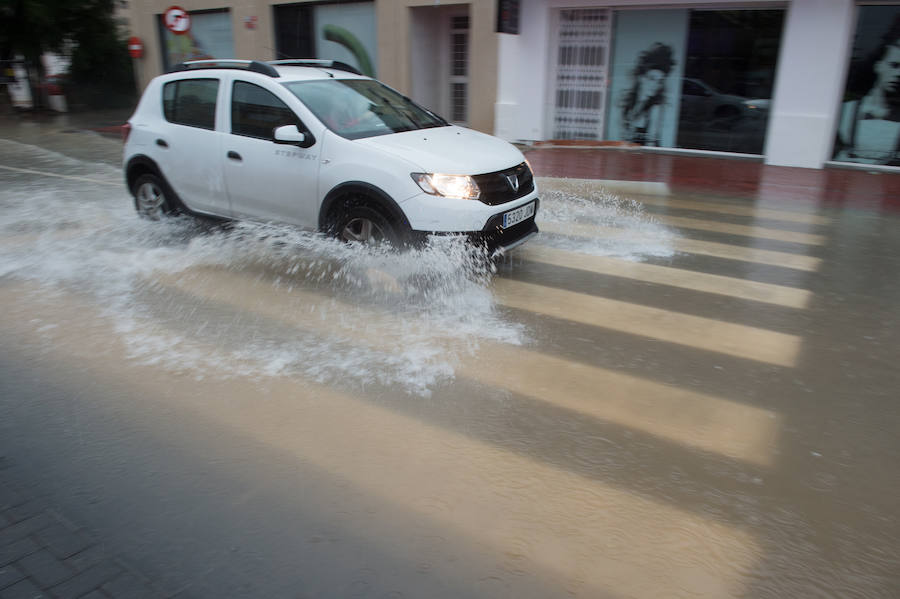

719,93,748,105
355,125,525,175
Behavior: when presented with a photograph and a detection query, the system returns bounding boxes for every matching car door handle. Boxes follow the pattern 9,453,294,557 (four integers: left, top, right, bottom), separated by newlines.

227,151,242,161
156,138,168,148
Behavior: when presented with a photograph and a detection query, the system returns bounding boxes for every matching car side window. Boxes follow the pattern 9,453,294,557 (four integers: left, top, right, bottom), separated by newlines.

231,81,304,141
162,79,219,130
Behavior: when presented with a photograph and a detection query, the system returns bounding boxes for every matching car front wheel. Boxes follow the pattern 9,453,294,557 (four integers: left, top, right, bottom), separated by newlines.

334,205,399,246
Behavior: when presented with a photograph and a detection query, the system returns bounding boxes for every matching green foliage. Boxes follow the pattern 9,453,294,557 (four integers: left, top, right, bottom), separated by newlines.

1,0,69,62
0,0,135,108
66,1,131,82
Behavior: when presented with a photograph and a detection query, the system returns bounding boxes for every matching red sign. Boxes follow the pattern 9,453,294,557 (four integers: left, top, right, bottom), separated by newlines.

128,36,144,59
164,6,191,35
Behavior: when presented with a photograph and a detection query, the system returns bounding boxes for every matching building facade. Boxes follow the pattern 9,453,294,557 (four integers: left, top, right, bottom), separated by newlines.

123,0,900,170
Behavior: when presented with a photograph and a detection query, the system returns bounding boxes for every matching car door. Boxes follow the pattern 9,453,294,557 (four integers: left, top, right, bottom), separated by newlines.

158,77,230,216
223,79,321,227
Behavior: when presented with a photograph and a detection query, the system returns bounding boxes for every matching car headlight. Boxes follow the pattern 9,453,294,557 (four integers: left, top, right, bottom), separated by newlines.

411,173,481,200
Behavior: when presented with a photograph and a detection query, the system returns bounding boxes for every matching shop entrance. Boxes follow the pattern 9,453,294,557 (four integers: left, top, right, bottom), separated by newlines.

550,8,611,140
410,5,470,125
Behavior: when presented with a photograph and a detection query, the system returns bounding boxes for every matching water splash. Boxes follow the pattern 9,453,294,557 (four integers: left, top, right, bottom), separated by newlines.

535,177,677,260
0,146,523,395
1,143,675,395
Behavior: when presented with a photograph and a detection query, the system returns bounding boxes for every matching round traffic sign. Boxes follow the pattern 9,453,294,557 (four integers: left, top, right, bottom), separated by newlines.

128,36,144,59
164,6,191,35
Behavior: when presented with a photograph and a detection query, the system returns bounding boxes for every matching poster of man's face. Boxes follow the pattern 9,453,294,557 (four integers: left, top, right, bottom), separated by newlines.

835,7,900,165
605,10,688,148
874,44,900,114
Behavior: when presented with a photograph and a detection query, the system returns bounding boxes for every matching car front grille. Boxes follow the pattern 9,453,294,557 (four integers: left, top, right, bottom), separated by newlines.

472,162,535,206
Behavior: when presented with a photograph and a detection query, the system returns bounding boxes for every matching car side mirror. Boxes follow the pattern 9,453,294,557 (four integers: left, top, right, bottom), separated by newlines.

273,125,306,145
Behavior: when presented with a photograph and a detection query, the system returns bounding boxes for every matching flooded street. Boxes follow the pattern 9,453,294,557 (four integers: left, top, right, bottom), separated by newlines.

1,133,899,598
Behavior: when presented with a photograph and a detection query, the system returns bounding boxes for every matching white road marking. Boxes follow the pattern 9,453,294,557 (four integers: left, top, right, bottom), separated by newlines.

0,163,122,186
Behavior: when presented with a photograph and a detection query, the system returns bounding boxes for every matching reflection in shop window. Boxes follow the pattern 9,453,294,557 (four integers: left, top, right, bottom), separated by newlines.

677,10,784,155
834,7,900,166
605,9,783,154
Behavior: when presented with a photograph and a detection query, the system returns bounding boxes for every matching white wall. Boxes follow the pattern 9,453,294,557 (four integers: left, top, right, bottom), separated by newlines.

494,0,553,140
494,33,520,139
409,7,444,114
765,0,855,168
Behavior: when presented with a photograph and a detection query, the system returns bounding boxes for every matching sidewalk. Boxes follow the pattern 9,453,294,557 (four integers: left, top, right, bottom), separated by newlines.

0,109,133,136
524,146,900,212
0,110,129,166
2,109,899,213
0,461,162,599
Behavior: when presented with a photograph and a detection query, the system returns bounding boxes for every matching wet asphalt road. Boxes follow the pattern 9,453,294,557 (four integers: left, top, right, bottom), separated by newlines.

1,124,898,598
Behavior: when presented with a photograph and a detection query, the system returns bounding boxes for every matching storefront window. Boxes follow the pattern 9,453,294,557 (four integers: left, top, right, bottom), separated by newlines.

604,8,783,155
158,9,235,72
678,10,783,154
834,6,900,166
273,2,377,77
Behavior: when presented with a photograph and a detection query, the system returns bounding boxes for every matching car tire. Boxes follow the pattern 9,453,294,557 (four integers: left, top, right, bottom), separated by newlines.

132,173,177,220
332,203,400,246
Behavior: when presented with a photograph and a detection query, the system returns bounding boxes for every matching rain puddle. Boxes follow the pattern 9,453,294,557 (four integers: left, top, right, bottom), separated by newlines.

1,141,675,394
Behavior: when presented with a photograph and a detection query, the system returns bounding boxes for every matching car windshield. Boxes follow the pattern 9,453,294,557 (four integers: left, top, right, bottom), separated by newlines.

282,79,448,140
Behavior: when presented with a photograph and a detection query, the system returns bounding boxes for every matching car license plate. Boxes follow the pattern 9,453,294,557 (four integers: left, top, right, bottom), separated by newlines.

502,201,535,229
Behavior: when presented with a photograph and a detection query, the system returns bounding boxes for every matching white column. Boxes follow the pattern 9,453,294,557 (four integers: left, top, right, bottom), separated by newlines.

494,0,552,141
764,0,856,168
494,33,520,140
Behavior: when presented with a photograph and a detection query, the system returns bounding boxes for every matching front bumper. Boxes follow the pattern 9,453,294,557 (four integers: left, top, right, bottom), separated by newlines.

473,199,540,254
412,198,540,254
400,187,540,233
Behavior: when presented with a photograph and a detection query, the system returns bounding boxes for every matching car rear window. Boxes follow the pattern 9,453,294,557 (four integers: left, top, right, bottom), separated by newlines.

163,79,219,130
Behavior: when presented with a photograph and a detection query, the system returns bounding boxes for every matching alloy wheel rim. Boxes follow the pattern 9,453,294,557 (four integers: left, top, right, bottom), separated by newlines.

341,217,386,244
136,181,165,218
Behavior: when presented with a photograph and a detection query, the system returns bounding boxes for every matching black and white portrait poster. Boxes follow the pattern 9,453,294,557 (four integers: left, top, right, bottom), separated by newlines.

835,6,900,166
606,10,688,147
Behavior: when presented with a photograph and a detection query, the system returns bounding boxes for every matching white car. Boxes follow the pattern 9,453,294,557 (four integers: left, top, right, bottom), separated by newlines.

122,59,539,252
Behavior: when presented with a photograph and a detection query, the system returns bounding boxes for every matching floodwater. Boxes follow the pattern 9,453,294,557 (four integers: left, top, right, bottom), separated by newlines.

1,136,898,598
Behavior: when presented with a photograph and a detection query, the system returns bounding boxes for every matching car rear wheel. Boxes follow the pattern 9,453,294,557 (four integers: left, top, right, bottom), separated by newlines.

132,173,175,220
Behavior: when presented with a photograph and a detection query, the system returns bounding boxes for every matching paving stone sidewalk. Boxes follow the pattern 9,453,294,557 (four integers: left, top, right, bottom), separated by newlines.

0,459,163,599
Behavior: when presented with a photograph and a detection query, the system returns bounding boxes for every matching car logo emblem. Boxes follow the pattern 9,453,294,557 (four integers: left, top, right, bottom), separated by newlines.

506,174,519,192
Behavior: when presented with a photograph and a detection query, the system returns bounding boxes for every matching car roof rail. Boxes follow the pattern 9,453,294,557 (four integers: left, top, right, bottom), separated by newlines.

267,59,362,76
169,59,280,78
